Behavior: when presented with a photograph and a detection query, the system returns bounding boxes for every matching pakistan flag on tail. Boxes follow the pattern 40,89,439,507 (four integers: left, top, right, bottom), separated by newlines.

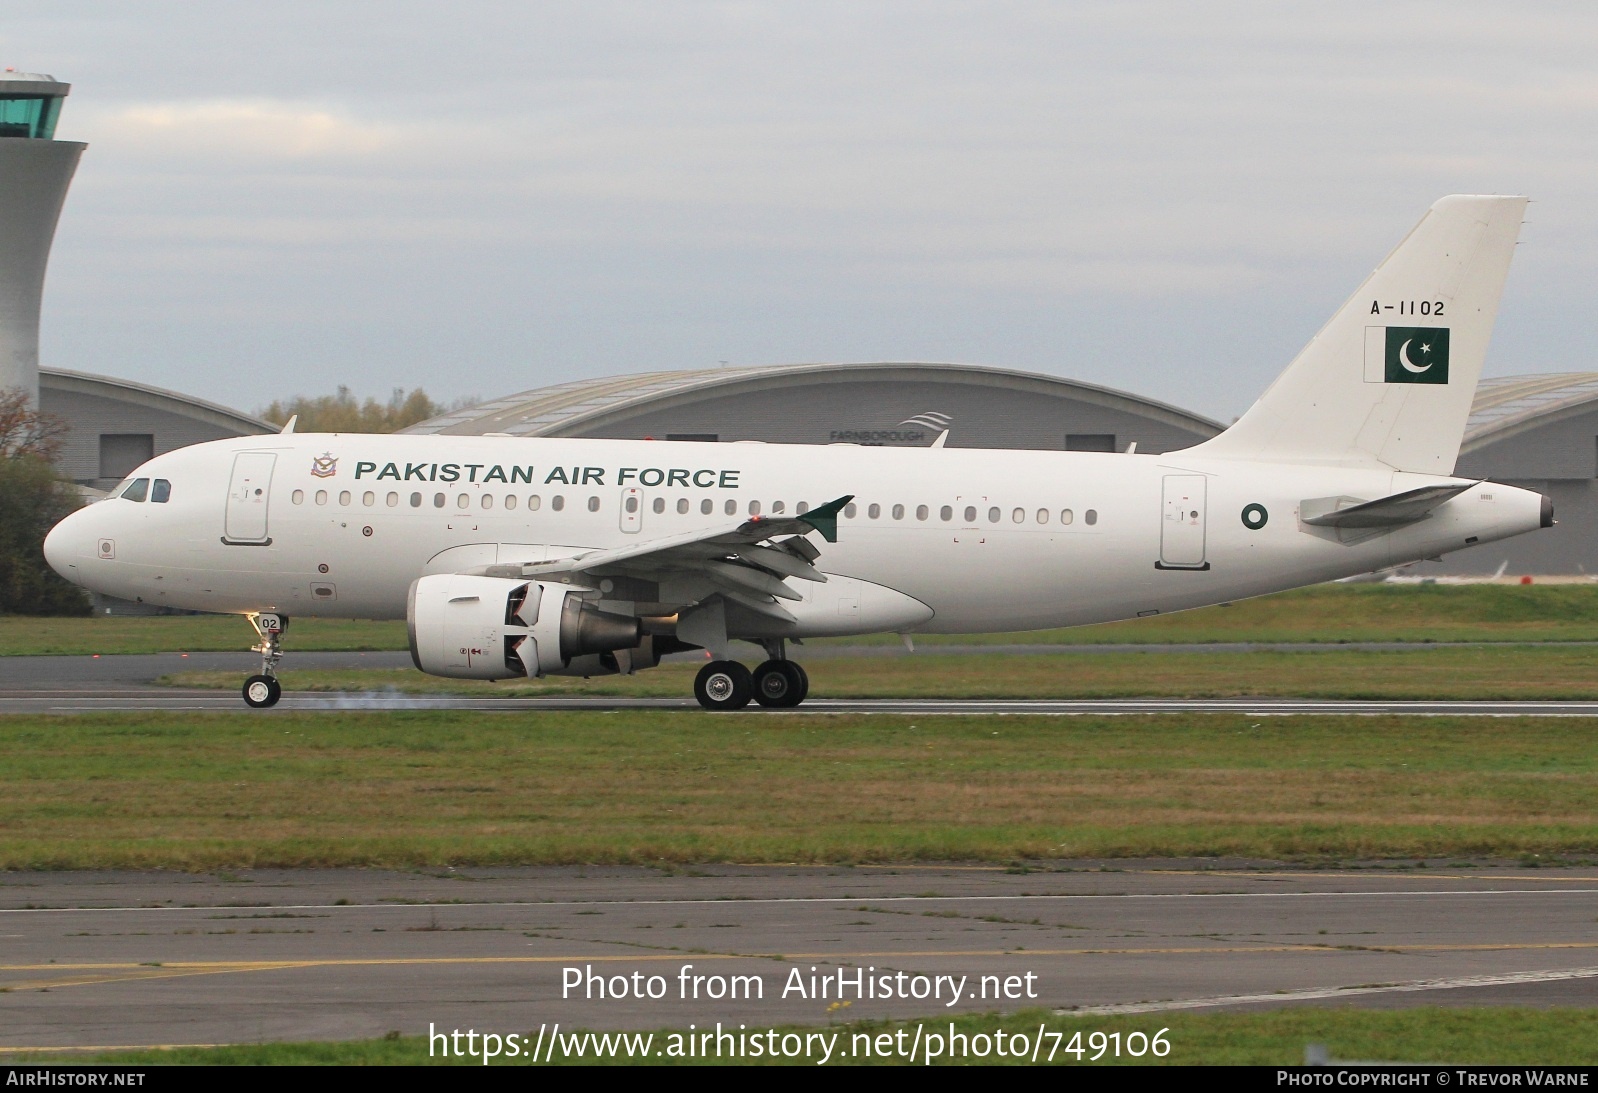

1362,325,1451,385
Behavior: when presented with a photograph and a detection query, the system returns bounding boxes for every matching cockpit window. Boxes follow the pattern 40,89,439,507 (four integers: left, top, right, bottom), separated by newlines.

121,478,150,503
151,479,171,503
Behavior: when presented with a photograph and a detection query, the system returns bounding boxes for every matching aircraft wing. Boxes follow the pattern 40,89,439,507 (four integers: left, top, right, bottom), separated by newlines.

474,495,853,620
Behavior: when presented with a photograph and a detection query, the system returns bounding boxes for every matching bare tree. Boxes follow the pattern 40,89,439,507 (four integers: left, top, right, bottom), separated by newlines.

0,387,69,462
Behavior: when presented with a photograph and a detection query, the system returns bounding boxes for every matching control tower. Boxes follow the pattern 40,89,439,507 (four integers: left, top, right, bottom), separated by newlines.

0,70,84,403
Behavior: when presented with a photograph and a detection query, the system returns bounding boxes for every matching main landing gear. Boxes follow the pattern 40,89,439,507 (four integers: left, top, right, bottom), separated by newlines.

692,641,810,711
242,612,287,708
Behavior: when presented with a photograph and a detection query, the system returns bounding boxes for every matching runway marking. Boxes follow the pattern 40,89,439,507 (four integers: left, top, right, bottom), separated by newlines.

1070,965,1598,1015
7,941,1598,991
4,887,1595,914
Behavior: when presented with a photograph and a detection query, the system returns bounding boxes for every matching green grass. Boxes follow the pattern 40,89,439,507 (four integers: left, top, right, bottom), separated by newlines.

166,644,1598,700
0,615,404,655
1,711,1594,868
16,1007,1598,1065
8,584,1598,656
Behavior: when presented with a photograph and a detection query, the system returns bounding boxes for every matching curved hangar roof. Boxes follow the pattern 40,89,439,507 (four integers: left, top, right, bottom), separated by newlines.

403,362,1226,454
1457,373,1598,481
40,367,274,488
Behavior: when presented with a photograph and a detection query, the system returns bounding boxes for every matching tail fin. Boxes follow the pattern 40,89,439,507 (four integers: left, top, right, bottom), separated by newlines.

1189,195,1527,473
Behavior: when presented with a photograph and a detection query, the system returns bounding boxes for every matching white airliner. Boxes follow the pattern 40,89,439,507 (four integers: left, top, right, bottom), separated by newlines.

44,196,1551,709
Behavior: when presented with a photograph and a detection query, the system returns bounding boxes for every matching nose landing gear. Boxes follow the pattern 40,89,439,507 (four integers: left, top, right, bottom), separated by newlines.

242,612,287,708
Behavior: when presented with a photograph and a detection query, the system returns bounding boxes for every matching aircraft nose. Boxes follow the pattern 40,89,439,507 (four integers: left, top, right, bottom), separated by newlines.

43,505,94,580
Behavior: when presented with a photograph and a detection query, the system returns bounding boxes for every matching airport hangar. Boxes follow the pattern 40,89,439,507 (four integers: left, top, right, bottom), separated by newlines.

42,361,1598,578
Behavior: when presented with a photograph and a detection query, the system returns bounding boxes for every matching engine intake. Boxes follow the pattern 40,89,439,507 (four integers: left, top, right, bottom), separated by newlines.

408,574,642,680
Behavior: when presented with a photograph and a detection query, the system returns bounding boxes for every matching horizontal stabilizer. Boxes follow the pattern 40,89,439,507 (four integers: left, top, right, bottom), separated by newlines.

1301,482,1478,529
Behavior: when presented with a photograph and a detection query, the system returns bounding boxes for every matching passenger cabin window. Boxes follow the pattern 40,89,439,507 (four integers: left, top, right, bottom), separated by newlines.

844,503,857,518
151,479,171,503
122,478,150,503
940,505,952,521
1085,509,1099,525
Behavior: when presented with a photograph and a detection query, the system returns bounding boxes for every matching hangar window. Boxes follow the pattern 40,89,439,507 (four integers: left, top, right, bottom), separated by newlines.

339,491,351,506
482,494,494,510
797,501,809,514
916,504,929,521
1012,507,1024,523
701,499,713,515
868,503,881,519
291,489,304,505
315,490,328,505
677,498,689,514
552,495,565,511
843,503,856,519
434,493,446,508
457,493,470,508
529,495,542,511
386,492,399,507
588,495,601,512
1061,508,1074,524
964,506,976,523
99,434,154,482
987,506,1000,523
505,495,518,511
363,491,375,507
1037,508,1049,524
1085,509,1098,525
151,480,171,503
940,505,952,521
410,493,422,508
891,504,905,520
724,499,737,516
749,500,761,516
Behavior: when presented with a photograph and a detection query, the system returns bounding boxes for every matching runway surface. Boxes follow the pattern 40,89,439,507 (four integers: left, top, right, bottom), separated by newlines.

9,690,1598,716
2,864,1595,1050
5,648,1598,716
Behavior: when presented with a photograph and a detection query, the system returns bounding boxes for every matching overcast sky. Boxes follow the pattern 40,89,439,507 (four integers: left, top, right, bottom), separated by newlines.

6,2,1598,422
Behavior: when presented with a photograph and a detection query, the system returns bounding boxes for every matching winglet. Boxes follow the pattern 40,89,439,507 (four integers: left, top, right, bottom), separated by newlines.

800,494,853,543
280,415,297,435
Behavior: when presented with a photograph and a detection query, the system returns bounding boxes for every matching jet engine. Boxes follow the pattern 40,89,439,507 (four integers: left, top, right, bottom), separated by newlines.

408,574,642,680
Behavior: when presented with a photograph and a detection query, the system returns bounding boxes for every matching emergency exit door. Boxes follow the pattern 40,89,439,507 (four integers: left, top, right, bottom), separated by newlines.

1158,474,1208,570
224,452,277,544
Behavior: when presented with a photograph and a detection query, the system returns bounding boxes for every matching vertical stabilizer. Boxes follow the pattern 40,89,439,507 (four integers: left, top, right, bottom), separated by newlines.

1189,195,1527,473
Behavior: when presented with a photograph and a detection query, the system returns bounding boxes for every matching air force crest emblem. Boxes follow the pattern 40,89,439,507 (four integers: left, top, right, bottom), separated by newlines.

310,452,338,478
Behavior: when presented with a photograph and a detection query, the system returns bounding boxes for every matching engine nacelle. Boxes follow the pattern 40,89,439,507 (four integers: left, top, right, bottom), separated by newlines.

407,574,642,680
